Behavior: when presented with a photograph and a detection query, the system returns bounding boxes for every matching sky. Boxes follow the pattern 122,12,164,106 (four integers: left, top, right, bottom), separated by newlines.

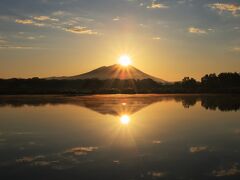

0,0,239,81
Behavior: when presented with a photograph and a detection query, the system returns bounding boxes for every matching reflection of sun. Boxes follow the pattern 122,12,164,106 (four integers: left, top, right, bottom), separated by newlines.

120,115,130,125
118,55,132,67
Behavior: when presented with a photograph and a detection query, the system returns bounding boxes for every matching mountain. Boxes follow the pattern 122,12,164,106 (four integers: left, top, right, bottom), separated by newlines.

48,64,167,83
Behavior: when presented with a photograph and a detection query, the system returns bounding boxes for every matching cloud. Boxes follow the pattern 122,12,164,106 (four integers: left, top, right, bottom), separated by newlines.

0,38,7,44
27,36,36,40
190,146,208,153
0,45,34,50
52,11,66,16
64,146,98,155
15,19,34,25
14,14,99,36
188,27,207,34
34,16,50,21
0,15,13,21
64,26,99,35
0,36,40,49
233,47,240,52
15,19,45,27
212,164,240,177
147,1,168,9
152,37,161,40
113,17,120,21
208,3,240,15
33,16,59,21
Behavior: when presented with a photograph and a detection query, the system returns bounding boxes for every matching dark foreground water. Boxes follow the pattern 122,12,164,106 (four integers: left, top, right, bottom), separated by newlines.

0,94,240,180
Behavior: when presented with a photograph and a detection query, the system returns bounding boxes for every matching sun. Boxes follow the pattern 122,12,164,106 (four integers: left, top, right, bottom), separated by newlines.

118,55,132,67
120,115,130,125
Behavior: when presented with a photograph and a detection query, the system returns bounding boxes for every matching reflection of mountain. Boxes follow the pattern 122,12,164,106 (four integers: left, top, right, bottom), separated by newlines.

0,95,239,113
73,95,162,116
0,95,168,116
48,64,167,83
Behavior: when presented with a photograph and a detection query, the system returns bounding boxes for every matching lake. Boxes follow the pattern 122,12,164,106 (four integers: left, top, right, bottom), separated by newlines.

0,94,240,180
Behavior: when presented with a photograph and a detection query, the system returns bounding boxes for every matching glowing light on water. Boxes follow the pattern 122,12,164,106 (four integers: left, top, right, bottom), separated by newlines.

120,115,130,125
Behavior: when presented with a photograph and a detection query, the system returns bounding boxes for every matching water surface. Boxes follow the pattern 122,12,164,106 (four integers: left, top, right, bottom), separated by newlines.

0,94,240,180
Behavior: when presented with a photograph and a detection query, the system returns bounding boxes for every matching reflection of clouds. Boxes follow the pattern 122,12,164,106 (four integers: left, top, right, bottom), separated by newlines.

16,155,56,167
190,146,208,153
64,147,98,156
28,141,36,145
15,146,99,169
10,132,34,135
148,171,165,177
212,164,240,177
113,160,120,164
32,161,52,166
120,115,130,125
57,146,97,169
16,155,45,163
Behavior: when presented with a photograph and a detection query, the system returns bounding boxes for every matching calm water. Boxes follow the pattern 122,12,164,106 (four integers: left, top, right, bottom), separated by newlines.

0,95,240,180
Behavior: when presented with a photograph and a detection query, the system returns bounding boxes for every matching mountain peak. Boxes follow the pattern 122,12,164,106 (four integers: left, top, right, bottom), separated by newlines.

48,64,168,83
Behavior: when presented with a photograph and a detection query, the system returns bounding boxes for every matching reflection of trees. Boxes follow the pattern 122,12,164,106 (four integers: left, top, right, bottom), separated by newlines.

174,96,198,108
175,95,240,111
0,95,239,113
201,96,240,112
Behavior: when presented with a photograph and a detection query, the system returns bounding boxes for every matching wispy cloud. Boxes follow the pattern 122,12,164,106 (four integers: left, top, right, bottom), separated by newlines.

14,13,99,36
0,45,35,50
152,37,161,40
208,3,240,16
0,37,7,44
0,35,39,50
15,19,45,27
188,27,207,34
15,19,34,25
147,1,168,9
33,16,58,21
52,11,66,16
113,16,120,21
233,47,240,52
64,26,99,35
26,36,36,40
0,15,13,21
15,32,45,40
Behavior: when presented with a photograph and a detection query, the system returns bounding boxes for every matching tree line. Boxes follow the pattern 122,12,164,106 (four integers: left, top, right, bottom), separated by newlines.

0,72,239,94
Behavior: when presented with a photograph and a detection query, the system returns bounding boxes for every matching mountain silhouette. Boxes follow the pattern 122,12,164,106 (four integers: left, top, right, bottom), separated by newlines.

48,64,167,83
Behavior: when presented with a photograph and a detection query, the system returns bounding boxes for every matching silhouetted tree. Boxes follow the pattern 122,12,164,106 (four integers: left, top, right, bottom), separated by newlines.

182,77,198,89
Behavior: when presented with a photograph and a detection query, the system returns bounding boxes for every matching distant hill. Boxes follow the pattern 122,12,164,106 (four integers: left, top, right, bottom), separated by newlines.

47,64,168,84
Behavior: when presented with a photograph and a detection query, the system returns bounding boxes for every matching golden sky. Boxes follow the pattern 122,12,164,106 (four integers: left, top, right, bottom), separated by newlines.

0,0,239,81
